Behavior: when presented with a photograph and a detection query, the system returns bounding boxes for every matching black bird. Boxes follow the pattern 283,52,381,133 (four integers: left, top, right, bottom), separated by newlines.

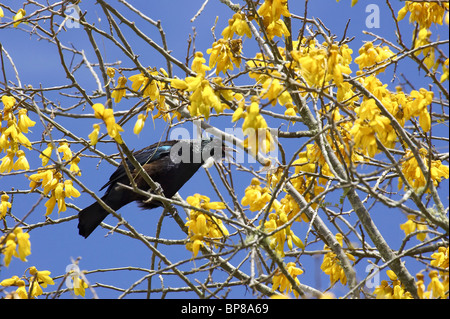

78,137,224,238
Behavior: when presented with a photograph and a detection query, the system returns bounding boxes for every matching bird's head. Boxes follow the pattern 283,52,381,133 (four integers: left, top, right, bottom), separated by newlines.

200,136,233,168
168,137,231,166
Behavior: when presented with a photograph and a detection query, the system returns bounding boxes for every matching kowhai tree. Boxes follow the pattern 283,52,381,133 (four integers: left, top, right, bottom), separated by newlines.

0,0,448,299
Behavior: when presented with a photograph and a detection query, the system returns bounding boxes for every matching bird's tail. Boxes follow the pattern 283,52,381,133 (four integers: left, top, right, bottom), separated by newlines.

78,196,111,238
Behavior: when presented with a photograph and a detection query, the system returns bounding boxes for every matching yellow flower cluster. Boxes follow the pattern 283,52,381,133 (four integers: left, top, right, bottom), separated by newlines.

374,268,448,299
400,215,428,241
429,246,449,298
431,246,449,272
291,144,329,204
397,1,448,74
0,227,31,267
350,76,435,157
272,262,303,298
210,13,250,76
240,178,304,257
171,52,232,120
417,271,447,299
90,103,124,144
241,178,273,212
373,270,413,299
398,148,449,192
257,0,291,39
413,28,436,70
185,194,228,257
263,211,305,257
399,87,433,132
320,233,355,285
0,96,35,173
291,41,353,87
207,38,242,75
354,42,395,74
397,1,449,29
128,68,163,102
232,96,274,154
29,144,81,216
0,266,54,299
222,13,252,39
129,67,171,126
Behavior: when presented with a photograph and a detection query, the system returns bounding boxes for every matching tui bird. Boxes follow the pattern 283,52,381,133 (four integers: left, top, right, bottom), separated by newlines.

78,137,224,238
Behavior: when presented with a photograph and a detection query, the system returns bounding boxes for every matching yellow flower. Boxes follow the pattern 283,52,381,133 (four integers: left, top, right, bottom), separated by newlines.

13,9,26,28
12,150,29,171
413,28,435,70
440,58,449,83
92,103,105,119
427,271,446,299
91,104,124,144
0,227,31,266
241,178,264,211
185,194,228,256
57,142,73,161
73,276,89,297
0,276,28,299
191,51,211,76
272,262,303,298
111,76,127,103
400,215,428,241
258,0,291,22
170,78,189,90
17,109,36,133
29,266,55,294
28,168,57,194
133,114,146,135
430,247,449,270
69,156,81,176
106,67,115,78
88,124,101,146
1,193,12,218
64,180,81,198
260,74,292,106
2,95,16,112
44,194,56,216
39,143,53,166
320,233,355,285
54,182,67,213
222,13,252,39
183,77,223,119
0,149,15,173
14,228,31,262
1,233,16,266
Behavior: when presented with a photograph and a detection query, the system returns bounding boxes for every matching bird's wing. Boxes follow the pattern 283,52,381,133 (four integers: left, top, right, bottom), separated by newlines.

99,143,174,191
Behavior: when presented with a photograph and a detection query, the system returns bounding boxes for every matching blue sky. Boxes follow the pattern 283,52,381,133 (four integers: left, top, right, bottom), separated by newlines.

1,0,448,299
